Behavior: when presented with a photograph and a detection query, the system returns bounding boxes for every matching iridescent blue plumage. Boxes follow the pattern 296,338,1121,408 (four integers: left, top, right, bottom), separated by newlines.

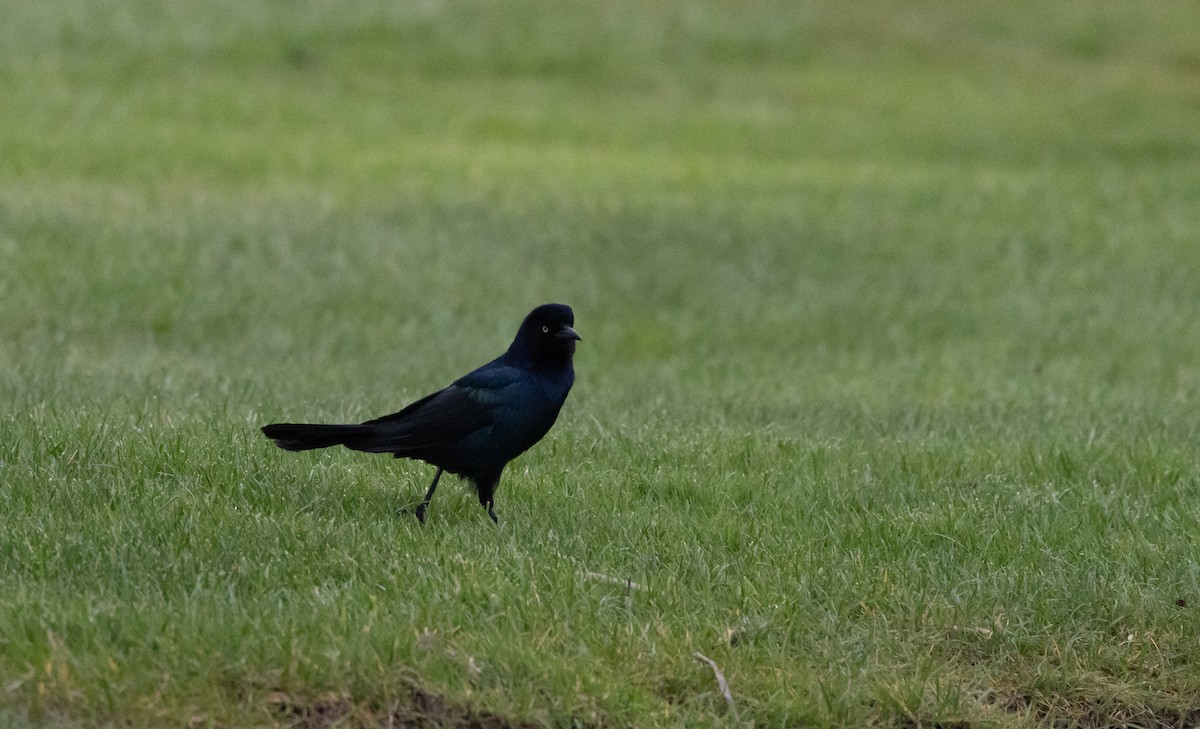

262,304,580,523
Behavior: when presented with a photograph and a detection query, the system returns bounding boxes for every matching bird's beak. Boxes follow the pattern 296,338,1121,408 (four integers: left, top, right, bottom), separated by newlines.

557,325,582,342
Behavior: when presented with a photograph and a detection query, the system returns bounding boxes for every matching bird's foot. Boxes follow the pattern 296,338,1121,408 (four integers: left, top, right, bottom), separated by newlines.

486,505,498,524
414,503,428,525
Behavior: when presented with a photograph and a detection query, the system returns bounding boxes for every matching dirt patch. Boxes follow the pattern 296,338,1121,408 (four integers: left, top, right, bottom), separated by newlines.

984,689,1200,729
251,683,1200,728
266,687,543,729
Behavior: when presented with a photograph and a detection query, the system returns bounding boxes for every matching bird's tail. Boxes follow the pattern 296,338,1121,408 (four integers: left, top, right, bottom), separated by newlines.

261,422,377,452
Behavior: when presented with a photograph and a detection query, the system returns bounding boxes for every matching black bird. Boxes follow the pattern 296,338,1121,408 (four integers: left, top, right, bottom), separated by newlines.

262,304,580,524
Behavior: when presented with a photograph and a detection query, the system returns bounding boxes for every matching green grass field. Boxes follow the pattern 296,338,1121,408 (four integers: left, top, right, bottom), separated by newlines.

3,1,1200,726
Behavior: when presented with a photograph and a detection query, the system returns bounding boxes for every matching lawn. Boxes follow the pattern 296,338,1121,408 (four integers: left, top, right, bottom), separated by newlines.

3,1,1200,727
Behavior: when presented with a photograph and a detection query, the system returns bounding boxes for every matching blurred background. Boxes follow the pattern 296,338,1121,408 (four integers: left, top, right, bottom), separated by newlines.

4,2,1199,429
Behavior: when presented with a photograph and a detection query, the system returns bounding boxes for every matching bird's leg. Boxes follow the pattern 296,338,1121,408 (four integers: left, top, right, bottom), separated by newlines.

476,480,499,524
414,468,443,524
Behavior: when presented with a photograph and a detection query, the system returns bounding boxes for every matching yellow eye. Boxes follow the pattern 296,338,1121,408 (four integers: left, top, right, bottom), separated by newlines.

541,325,549,333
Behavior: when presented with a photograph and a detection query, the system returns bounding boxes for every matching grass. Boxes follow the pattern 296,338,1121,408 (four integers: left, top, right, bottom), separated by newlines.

2,0,1200,726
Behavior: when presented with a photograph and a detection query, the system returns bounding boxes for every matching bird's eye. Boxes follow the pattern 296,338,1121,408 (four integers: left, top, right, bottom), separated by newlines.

541,325,549,333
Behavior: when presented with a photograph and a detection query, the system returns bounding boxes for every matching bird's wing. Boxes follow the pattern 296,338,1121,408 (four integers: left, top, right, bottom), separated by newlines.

357,364,526,453
452,363,531,406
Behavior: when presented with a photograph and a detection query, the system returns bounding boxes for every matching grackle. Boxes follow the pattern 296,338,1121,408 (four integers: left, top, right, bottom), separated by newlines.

262,304,580,524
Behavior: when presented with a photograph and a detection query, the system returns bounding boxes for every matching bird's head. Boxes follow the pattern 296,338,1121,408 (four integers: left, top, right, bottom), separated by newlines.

510,303,581,367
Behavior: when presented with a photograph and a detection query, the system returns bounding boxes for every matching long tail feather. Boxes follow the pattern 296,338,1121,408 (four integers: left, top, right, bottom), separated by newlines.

261,423,375,452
